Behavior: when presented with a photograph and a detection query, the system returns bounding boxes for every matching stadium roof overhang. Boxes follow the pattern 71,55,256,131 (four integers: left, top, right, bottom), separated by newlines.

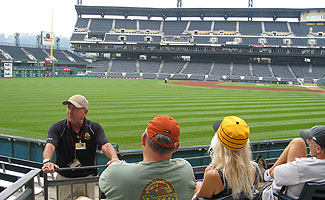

75,5,309,19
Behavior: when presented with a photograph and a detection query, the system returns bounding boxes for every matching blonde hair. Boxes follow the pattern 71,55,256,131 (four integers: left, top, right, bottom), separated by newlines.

209,133,256,199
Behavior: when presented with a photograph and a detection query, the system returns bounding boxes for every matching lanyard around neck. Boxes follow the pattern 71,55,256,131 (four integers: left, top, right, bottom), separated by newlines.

70,127,85,158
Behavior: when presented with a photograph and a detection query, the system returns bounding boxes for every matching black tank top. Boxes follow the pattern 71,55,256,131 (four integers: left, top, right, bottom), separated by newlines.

211,167,259,199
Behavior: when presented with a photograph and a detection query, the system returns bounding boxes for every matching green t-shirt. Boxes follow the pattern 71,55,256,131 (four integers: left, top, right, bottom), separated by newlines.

99,158,196,200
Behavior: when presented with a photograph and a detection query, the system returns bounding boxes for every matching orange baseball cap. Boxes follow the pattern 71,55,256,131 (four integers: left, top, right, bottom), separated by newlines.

146,115,180,148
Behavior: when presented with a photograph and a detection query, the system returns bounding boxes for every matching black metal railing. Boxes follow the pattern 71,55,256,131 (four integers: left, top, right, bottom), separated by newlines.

0,169,41,200
43,165,107,200
0,137,297,199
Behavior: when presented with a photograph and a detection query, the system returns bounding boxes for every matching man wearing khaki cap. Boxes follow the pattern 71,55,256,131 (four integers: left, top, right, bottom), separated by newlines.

99,115,196,200
262,125,325,199
42,94,119,199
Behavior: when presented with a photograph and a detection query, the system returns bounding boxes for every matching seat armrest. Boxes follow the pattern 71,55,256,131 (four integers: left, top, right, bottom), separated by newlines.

273,191,295,200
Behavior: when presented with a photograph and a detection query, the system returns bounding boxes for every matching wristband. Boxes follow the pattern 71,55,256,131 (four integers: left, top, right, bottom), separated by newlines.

43,159,50,164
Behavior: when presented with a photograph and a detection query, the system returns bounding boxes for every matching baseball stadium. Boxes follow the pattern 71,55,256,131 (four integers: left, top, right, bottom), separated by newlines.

0,0,325,199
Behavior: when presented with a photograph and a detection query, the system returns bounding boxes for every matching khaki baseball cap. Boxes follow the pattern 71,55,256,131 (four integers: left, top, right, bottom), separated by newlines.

62,94,88,109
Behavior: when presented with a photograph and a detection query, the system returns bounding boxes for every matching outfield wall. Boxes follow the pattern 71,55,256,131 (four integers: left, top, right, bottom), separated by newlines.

0,66,84,78
0,133,293,175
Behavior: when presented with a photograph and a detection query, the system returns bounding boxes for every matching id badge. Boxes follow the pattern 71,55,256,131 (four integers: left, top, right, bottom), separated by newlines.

75,142,86,150
68,158,81,168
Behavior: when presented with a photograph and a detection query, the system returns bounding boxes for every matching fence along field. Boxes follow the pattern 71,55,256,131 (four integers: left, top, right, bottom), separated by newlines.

0,78,324,150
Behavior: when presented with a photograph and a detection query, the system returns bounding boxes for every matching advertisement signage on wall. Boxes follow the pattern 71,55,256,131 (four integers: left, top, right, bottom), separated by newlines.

41,31,52,46
4,63,13,78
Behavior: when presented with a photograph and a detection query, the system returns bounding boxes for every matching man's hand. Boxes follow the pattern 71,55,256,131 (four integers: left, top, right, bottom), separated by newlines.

42,143,57,173
101,143,119,166
42,161,59,173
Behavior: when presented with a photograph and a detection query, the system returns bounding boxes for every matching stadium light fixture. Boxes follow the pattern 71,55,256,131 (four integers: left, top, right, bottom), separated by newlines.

177,0,182,8
248,0,253,8
14,33,20,47
36,35,41,48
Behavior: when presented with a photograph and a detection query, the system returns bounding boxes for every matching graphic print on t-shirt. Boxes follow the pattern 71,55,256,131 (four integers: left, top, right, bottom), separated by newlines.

140,178,177,200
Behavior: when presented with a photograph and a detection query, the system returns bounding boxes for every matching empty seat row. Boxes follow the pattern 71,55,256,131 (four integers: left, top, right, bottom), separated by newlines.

72,33,325,47
74,18,325,37
88,60,325,79
0,45,87,63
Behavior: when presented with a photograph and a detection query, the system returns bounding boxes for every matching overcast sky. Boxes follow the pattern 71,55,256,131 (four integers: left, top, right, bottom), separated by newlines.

1,0,324,38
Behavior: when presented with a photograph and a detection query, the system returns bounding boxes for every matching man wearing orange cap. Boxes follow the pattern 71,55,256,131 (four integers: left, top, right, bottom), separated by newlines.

42,94,119,199
99,115,196,200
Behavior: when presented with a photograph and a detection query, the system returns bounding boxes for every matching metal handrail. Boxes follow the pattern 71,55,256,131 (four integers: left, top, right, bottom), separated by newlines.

0,169,41,200
43,165,108,200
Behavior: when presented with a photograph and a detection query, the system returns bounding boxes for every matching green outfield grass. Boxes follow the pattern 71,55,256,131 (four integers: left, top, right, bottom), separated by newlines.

0,78,325,150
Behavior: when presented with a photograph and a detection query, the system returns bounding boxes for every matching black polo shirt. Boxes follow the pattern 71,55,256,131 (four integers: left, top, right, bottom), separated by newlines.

46,118,109,178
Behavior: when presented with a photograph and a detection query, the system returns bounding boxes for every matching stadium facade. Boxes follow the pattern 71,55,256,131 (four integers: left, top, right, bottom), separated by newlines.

69,5,325,85
1,5,325,85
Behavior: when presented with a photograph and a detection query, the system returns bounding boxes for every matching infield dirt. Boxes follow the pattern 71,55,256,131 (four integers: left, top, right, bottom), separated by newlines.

172,81,325,94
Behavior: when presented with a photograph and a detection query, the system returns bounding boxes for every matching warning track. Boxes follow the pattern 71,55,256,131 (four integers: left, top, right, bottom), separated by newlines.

171,81,325,94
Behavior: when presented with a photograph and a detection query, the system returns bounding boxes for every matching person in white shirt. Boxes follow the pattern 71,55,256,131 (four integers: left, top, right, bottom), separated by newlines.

262,125,325,199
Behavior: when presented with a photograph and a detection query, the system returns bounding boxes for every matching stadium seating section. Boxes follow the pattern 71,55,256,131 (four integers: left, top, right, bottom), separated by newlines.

0,45,86,64
68,16,325,83
1,13,325,83
71,18,325,47
85,58,325,84
0,44,89,78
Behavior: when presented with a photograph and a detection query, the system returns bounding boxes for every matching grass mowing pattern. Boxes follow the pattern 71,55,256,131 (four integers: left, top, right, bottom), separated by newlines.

0,78,325,150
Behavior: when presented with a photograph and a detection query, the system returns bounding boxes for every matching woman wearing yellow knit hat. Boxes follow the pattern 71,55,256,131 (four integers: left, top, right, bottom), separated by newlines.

193,116,260,199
